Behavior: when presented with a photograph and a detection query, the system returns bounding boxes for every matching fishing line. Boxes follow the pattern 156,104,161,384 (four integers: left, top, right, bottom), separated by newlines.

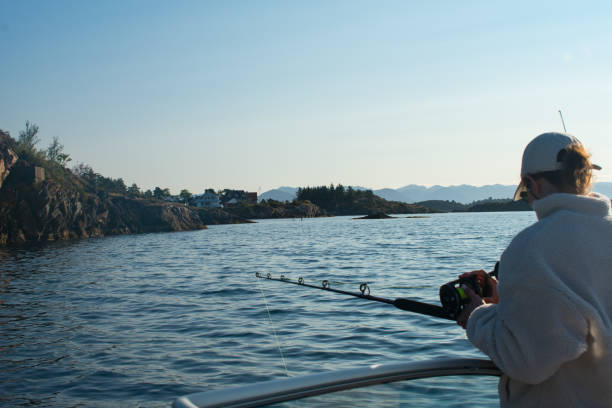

256,277,290,377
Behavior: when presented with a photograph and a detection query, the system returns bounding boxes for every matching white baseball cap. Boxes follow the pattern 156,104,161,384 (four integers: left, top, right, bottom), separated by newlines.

513,132,601,200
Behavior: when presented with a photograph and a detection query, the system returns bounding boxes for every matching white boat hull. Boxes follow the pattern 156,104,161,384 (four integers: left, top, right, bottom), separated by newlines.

173,358,501,408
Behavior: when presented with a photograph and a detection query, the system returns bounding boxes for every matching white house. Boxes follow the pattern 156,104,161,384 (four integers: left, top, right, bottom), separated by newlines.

192,190,222,208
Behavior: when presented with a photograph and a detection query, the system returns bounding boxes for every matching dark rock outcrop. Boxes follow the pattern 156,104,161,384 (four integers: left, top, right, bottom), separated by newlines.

0,179,217,245
353,213,394,219
195,207,255,225
0,130,252,245
223,201,325,219
0,130,18,189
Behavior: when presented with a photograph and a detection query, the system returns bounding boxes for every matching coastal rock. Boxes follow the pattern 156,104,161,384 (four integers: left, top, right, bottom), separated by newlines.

102,196,209,235
223,200,326,219
353,213,394,219
0,179,214,245
0,130,18,190
195,207,254,225
0,129,255,246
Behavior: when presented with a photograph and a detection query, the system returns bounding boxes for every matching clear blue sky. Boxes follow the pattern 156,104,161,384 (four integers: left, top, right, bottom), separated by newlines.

1,0,611,194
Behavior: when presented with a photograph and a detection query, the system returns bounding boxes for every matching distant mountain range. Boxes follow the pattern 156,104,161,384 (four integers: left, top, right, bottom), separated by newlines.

260,183,612,204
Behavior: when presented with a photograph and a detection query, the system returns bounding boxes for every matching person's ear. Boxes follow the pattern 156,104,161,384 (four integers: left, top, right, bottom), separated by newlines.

525,175,540,196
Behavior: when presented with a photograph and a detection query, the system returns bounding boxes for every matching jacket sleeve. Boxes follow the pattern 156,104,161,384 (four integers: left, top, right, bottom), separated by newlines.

466,285,588,384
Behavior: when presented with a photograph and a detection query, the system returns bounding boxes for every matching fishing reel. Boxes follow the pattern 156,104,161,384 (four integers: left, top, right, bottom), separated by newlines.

257,262,499,322
439,276,486,320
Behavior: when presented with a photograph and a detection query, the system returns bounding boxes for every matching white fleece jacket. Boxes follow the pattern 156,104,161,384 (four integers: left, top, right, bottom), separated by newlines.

466,193,612,407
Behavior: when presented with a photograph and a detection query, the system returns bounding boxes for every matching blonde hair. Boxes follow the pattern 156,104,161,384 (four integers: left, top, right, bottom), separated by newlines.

532,143,593,195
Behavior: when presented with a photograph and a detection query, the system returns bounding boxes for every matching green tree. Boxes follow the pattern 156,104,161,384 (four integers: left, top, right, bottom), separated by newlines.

73,163,94,178
15,121,45,164
153,187,170,199
17,120,40,152
179,189,193,203
127,183,141,197
115,178,127,194
46,136,72,167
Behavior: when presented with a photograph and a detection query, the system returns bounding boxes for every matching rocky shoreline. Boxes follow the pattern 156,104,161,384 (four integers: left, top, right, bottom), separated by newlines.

0,177,236,245
0,130,252,245
0,127,528,246
0,128,335,245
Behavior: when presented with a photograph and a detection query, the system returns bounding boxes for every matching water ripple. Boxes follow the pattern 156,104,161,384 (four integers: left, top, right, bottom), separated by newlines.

0,212,535,407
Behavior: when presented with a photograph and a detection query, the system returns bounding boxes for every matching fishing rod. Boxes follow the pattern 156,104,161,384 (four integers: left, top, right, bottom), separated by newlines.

256,273,448,321
256,272,453,320
256,263,498,322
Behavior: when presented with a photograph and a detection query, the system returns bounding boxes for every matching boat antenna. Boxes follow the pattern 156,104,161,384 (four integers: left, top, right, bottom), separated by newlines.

558,110,567,132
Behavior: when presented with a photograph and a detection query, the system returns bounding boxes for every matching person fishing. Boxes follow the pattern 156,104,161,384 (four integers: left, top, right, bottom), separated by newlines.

457,132,612,407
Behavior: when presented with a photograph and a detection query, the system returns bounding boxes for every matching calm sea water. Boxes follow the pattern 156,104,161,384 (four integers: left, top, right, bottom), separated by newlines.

0,212,536,407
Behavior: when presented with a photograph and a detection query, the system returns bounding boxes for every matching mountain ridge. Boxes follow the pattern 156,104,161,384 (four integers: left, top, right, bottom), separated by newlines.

260,183,612,204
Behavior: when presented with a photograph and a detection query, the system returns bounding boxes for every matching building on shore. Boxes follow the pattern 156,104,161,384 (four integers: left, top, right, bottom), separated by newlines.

192,189,222,208
191,189,257,207
164,196,181,203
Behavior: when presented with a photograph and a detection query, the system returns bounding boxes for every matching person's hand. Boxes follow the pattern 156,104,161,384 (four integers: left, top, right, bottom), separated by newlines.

459,269,499,304
456,284,485,329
